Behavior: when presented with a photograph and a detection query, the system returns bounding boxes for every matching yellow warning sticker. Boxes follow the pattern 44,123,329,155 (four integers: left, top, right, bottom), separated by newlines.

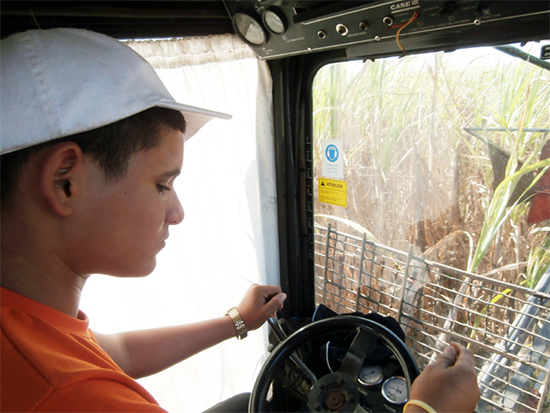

318,177,347,207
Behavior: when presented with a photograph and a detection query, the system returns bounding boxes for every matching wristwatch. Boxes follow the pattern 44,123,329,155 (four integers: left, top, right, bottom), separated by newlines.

225,307,248,340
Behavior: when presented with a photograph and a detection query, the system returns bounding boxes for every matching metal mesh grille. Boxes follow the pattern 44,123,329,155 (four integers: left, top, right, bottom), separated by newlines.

314,223,550,413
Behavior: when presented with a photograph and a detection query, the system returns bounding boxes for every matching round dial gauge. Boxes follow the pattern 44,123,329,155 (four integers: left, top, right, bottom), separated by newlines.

358,365,384,386
233,13,266,46
262,10,285,34
381,376,408,405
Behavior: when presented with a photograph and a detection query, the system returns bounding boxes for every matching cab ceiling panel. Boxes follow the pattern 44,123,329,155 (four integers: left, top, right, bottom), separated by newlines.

224,0,550,60
0,1,233,40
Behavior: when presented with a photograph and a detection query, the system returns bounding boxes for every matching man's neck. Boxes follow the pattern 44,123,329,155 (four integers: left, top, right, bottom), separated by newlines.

1,244,87,317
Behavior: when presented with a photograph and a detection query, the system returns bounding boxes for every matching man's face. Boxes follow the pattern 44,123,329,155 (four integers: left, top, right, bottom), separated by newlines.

72,126,185,277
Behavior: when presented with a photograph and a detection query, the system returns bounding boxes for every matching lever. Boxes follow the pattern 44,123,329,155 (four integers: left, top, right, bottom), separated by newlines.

267,317,317,384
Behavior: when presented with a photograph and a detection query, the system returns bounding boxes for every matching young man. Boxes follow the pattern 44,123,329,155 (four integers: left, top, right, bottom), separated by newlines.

1,29,480,412
1,28,285,412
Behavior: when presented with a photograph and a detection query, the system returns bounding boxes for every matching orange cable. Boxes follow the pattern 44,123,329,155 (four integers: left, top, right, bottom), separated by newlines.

396,12,419,56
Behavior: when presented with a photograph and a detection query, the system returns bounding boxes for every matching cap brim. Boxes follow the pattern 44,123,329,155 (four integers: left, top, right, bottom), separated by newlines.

156,99,232,141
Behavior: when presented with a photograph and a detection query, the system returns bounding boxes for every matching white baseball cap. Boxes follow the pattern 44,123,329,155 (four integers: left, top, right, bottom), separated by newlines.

0,28,232,155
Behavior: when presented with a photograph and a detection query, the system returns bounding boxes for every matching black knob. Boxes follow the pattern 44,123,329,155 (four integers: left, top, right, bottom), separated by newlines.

477,1,492,15
439,2,456,16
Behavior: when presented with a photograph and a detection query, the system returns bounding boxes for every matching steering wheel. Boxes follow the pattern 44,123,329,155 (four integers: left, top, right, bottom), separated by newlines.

250,316,419,412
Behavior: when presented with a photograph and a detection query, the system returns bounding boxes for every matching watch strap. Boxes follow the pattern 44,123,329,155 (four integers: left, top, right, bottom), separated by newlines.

225,307,247,340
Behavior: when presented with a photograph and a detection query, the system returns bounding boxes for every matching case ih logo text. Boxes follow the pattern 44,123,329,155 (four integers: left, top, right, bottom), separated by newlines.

391,0,419,11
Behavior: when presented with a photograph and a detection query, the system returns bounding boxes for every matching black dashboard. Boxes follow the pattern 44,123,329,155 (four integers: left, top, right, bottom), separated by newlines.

2,1,549,62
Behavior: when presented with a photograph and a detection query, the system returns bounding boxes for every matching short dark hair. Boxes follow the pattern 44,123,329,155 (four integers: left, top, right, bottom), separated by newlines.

1,107,185,211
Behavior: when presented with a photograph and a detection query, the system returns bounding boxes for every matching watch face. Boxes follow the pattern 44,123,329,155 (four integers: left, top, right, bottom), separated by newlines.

263,10,285,34
233,13,266,46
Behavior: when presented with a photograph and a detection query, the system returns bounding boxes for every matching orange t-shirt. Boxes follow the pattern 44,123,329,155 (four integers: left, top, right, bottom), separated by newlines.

1,287,167,412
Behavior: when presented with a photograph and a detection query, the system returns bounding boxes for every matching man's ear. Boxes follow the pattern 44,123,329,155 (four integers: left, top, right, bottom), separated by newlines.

39,142,85,217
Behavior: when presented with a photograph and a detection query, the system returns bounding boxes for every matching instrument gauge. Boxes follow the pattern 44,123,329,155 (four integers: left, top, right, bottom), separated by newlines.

262,10,286,34
381,376,408,405
232,13,266,46
358,365,384,386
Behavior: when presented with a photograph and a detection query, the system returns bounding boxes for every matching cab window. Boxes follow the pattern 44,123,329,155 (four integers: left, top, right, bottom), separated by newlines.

312,42,550,412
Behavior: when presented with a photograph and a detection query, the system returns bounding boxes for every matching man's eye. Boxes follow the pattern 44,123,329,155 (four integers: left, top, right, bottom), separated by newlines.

157,184,170,193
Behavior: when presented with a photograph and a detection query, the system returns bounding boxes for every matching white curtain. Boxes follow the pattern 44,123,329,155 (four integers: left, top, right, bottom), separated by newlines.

80,34,279,413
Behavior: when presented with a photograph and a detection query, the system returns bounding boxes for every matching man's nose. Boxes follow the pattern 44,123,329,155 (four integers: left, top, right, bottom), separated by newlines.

167,192,184,225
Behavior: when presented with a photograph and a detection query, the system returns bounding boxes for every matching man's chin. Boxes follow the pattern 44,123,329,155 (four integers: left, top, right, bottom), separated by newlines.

107,260,157,278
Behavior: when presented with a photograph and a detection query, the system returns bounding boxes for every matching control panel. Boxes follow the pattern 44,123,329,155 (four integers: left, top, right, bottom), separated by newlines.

223,1,550,60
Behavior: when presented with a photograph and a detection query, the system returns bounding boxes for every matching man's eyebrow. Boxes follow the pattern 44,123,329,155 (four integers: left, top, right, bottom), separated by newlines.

159,168,181,178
